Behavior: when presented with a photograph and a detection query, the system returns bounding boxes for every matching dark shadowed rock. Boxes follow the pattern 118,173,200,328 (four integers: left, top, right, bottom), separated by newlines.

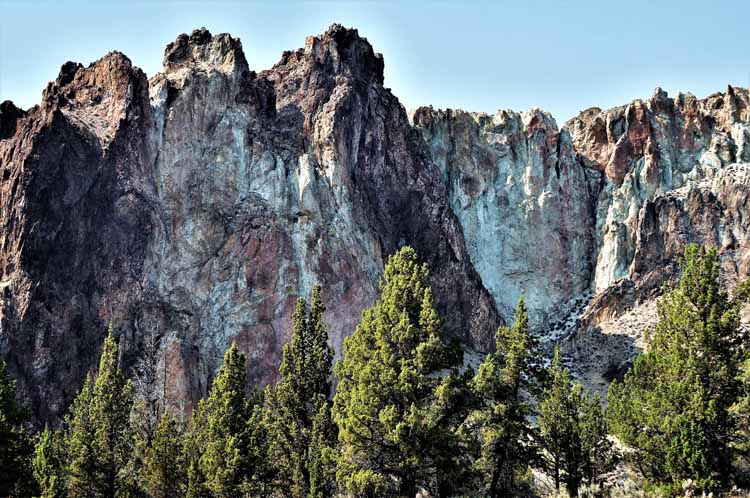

0,101,27,139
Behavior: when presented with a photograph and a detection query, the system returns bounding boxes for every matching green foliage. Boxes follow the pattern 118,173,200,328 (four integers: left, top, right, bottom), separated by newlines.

64,324,135,498
184,341,259,498
32,426,66,498
538,347,615,497
0,360,36,498
468,297,539,498
140,411,186,498
264,285,337,498
732,356,750,484
333,246,464,497
14,241,750,496
608,245,749,495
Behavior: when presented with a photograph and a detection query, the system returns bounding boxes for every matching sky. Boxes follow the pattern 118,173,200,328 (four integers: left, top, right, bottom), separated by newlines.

1,0,749,123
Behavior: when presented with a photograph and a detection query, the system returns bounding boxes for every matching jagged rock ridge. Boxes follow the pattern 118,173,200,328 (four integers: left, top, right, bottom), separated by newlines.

1,24,749,422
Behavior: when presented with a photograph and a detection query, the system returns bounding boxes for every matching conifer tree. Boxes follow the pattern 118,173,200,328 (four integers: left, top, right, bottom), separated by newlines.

732,355,750,485
333,246,463,498
140,411,186,498
64,374,97,497
247,392,275,498
265,285,336,498
65,324,135,498
32,425,66,498
307,396,338,498
469,297,539,498
184,342,256,498
0,361,36,498
730,278,750,483
538,347,614,497
579,389,612,489
608,244,749,494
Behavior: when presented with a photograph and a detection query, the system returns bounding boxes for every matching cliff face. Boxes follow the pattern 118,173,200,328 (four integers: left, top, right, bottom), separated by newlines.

0,53,155,420
562,88,750,395
0,26,499,420
413,108,600,327
569,86,750,294
1,25,749,422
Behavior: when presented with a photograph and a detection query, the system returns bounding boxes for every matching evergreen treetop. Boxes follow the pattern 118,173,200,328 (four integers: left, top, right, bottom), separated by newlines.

608,244,749,495
333,246,462,497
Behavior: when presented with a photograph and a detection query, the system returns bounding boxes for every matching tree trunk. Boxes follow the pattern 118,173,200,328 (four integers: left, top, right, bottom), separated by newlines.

567,477,579,498
399,473,416,498
489,467,500,498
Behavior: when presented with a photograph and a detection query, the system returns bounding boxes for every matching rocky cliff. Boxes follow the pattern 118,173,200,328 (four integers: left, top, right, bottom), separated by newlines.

1,25,749,422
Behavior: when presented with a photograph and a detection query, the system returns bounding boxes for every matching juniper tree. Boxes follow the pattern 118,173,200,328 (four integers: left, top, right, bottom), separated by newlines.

538,347,614,497
0,361,36,498
265,285,336,498
65,324,135,498
140,411,186,498
184,342,258,498
469,297,539,498
608,244,749,495
333,246,464,498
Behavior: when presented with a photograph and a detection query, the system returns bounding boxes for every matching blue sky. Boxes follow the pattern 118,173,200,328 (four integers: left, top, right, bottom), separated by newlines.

1,0,748,123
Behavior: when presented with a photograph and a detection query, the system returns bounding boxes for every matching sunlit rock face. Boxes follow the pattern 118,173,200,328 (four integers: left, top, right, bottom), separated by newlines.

413,107,600,326
568,86,750,292
0,53,155,421
414,87,750,393
561,88,750,389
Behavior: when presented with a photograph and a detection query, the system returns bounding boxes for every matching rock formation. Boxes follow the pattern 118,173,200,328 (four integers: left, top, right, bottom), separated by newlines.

1,24,749,422
413,107,599,325
562,87,750,394
0,26,499,421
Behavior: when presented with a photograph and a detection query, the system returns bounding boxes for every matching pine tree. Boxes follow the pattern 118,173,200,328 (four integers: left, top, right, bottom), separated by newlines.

140,411,186,498
65,324,135,498
265,285,336,498
247,391,274,498
333,246,463,498
32,426,66,498
579,390,612,490
730,278,750,485
64,374,97,497
538,347,614,497
307,393,338,498
184,342,257,498
0,361,36,498
608,244,749,495
538,348,571,494
469,297,539,498
732,355,750,486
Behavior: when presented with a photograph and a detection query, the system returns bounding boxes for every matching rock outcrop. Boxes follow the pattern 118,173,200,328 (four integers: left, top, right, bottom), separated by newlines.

1,26,499,421
1,24,749,422
413,107,600,325
0,52,154,420
562,88,750,386
568,86,750,293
